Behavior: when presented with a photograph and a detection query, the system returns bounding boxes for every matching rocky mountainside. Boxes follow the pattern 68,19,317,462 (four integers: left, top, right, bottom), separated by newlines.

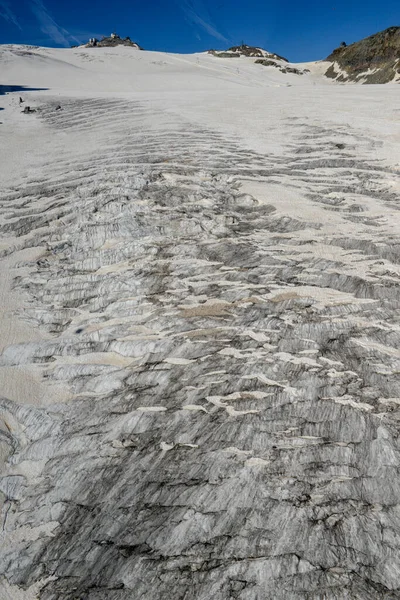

210,29,400,84
325,26,400,83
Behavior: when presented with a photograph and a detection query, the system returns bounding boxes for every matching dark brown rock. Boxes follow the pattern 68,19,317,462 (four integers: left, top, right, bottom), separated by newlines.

325,26,400,83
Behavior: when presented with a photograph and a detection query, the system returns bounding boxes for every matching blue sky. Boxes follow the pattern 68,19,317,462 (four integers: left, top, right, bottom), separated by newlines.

0,0,398,61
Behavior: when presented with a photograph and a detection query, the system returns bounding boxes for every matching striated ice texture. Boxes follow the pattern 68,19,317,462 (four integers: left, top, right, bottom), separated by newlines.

1,91,400,600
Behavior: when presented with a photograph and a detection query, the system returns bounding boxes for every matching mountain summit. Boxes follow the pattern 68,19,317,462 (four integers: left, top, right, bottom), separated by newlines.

325,26,400,83
85,32,142,50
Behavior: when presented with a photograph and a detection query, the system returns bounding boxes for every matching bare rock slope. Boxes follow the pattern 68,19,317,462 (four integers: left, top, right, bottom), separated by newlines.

325,26,400,83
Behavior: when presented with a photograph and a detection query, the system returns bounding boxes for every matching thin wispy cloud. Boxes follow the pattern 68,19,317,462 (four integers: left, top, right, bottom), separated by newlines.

178,0,229,43
30,0,80,47
0,0,21,30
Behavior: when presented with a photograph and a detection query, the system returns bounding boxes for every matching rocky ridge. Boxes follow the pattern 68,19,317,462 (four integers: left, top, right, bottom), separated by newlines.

208,44,288,62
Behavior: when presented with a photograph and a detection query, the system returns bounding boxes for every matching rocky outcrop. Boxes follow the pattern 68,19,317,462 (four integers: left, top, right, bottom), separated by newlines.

207,50,240,58
325,26,400,83
209,44,288,62
86,33,142,50
229,45,288,61
208,45,308,75
255,59,309,75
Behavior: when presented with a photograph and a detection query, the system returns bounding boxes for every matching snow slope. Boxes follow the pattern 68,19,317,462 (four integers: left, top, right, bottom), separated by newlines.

1,44,400,599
